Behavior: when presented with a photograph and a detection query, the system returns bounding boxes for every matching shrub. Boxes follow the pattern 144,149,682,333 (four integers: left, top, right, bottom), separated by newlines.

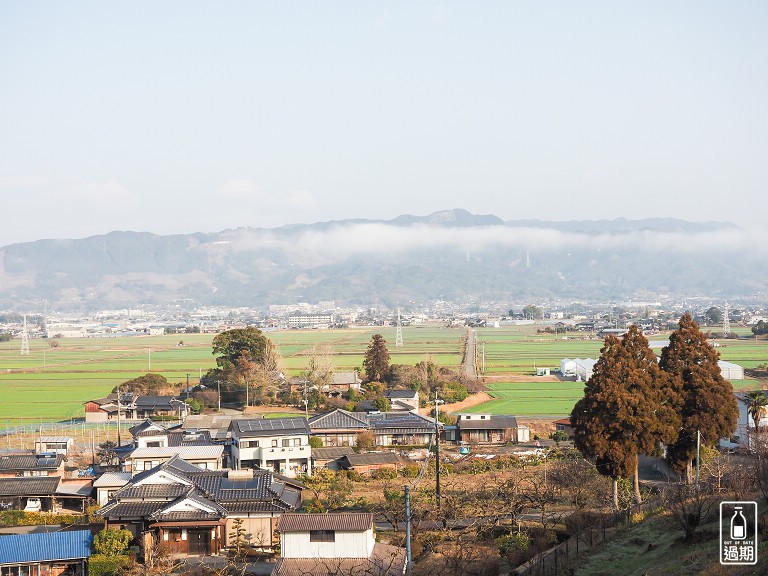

371,467,398,480
497,531,530,557
400,463,420,478
89,554,133,576
94,528,133,556
308,437,323,448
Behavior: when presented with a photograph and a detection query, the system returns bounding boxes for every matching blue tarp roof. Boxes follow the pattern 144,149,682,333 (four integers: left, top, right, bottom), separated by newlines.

0,530,92,565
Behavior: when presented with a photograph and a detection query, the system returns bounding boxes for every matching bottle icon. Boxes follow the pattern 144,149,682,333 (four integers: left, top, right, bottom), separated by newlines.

731,506,747,540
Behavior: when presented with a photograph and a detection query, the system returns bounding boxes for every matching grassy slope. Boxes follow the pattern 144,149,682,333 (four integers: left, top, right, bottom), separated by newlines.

572,510,767,576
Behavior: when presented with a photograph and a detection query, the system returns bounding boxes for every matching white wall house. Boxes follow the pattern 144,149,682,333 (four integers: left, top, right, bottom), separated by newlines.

720,392,768,451
230,418,312,478
273,513,406,576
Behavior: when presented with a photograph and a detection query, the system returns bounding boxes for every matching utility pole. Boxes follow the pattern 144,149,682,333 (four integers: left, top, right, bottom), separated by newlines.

434,391,442,511
405,484,412,576
218,380,221,411
116,386,121,448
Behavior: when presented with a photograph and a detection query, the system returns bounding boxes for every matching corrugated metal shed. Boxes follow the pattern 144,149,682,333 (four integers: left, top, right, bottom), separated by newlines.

0,530,92,565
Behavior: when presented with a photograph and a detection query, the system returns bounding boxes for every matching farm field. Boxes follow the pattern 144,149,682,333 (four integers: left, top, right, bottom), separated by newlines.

0,325,464,423
462,381,587,416
0,322,765,424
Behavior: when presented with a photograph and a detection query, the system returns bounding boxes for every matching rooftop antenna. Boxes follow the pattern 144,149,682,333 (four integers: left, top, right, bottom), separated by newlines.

723,301,731,337
395,307,404,348
20,315,30,355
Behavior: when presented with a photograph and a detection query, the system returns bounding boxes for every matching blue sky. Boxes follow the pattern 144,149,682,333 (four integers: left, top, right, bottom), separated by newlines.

1,2,766,246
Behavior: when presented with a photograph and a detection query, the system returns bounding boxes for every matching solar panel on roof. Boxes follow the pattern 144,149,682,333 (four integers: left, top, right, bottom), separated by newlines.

220,477,263,490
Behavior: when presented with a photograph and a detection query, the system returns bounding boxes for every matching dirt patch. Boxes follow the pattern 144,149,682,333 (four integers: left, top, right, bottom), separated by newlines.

417,392,493,416
481,374,562,383
517,417,558,437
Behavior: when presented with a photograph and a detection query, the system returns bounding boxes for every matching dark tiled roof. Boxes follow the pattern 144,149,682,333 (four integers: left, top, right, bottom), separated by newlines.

0,530,92,564
126,454,201,485
98,501,166,517
459,415,518,430
312,446,355,460
277,512,373,533
384,389,417,399
342,453,400,467
149,492,227,521
274,542,406,576
129,419,166,436
222,501,294,513
167,430,213,446
366,412,436,432
231,418,310,437
0,477,60,496
0,454,64,472
135,396,179,410
309,409,369,430
113,484,189,499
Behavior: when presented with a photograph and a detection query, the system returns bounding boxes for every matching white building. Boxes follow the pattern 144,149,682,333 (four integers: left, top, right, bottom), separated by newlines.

718,361,744,381
230,418,312,477
287,314,335,328
273,513,406,576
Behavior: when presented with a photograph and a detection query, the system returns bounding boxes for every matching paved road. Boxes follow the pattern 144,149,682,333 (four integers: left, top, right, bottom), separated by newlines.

463,329,478,380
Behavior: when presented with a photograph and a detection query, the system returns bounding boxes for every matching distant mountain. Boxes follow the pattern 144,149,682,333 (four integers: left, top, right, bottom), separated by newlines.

0,210,762,311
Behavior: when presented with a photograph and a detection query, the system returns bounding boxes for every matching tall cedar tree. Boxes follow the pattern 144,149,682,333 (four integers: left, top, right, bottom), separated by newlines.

363,334,390,382
571,335,638,509
619,325,681,502
571,327,680,507
659,313,738,481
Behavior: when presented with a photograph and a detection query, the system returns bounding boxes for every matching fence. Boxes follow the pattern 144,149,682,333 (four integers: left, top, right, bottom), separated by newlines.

514,499,660,576
0,417,182,453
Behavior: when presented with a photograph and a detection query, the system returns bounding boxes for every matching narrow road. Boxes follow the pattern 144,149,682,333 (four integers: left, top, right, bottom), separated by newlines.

463,329,478,380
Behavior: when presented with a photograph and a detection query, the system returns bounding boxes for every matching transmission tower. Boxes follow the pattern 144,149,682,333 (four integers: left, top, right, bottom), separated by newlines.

395,307,404,347
723,301,730,337
20,314,30,355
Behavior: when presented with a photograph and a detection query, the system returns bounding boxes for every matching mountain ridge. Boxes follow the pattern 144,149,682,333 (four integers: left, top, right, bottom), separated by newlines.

0,210,758,311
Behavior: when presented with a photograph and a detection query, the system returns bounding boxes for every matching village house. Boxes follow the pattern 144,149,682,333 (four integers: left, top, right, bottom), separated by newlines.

456,414,529,444
339,452,401,476
98,455,302,556
33,436,74,455
84,394,188,423
309,409,438,447
0,529,92,576
273,513,406,576
120,419,224,474
0,453,66,479
229,417,312,477
322,371,363,397
312,446,356,471
309,410,370,447
553,417,575,439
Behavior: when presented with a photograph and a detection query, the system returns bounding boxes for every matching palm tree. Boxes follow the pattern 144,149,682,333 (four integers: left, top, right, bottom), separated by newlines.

745,389,768,431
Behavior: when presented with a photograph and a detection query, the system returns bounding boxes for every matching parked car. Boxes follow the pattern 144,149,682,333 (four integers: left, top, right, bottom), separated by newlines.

24,498,41,512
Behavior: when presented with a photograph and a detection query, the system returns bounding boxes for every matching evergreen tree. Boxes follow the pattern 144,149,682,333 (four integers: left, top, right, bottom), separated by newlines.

619,325,680,502
572,327,680,507
659,313,738,481
571,335,637,509
363,334,390,382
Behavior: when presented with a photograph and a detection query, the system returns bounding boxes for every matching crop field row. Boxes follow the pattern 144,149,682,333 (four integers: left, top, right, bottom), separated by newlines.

0,323,765,424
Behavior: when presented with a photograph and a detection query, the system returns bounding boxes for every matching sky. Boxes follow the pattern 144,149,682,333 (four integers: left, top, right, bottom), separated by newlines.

1,1,767,247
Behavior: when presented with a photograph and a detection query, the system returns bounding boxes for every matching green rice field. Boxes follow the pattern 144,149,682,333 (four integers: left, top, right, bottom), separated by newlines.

0,322,765,424
0,325,463,423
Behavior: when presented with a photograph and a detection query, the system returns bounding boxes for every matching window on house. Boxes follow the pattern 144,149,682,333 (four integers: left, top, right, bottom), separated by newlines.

293,438,301,446
282,439,291,447
271,440,278,447
246,440,259,448
145,441,162,448
310,530,335,542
